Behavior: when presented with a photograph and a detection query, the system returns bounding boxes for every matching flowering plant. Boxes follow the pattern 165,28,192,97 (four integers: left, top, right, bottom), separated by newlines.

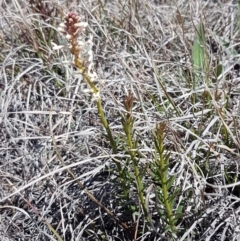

56,11,129,193
57,12,98,95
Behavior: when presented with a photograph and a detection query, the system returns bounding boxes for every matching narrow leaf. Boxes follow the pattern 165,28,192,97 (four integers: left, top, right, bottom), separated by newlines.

192,22,207,72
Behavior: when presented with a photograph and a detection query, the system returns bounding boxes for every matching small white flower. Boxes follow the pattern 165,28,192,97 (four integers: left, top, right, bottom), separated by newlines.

88,72,98,82
77,40,85,46
59,23,65,28
92,90,100,100
74,22,88,28
66,34,72,40
99,79,106,84
77,69,83,74
57,24,66,33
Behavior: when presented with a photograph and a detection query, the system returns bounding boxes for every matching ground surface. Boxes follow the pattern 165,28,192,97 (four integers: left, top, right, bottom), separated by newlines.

1,0,240,240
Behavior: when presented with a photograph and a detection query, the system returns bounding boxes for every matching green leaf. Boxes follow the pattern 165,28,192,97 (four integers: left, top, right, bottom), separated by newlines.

192,22,207,72
216,64,223,78
175,204,184,214
166,175,176,190
168,189,180,208
173,212,185,222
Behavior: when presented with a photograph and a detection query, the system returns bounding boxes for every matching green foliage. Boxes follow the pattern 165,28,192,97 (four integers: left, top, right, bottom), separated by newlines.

121,93,149,220
150,123,183,235
191,21,209,105
192,22,208,73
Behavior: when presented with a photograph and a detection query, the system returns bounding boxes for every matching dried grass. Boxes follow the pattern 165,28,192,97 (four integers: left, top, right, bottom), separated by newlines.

1,0,240,240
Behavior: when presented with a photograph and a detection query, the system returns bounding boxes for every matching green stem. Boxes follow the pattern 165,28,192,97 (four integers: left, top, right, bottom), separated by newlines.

158,138,175,231
74,57,128,196
154,124,176,232
123,115,149,220
96,99,129,198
